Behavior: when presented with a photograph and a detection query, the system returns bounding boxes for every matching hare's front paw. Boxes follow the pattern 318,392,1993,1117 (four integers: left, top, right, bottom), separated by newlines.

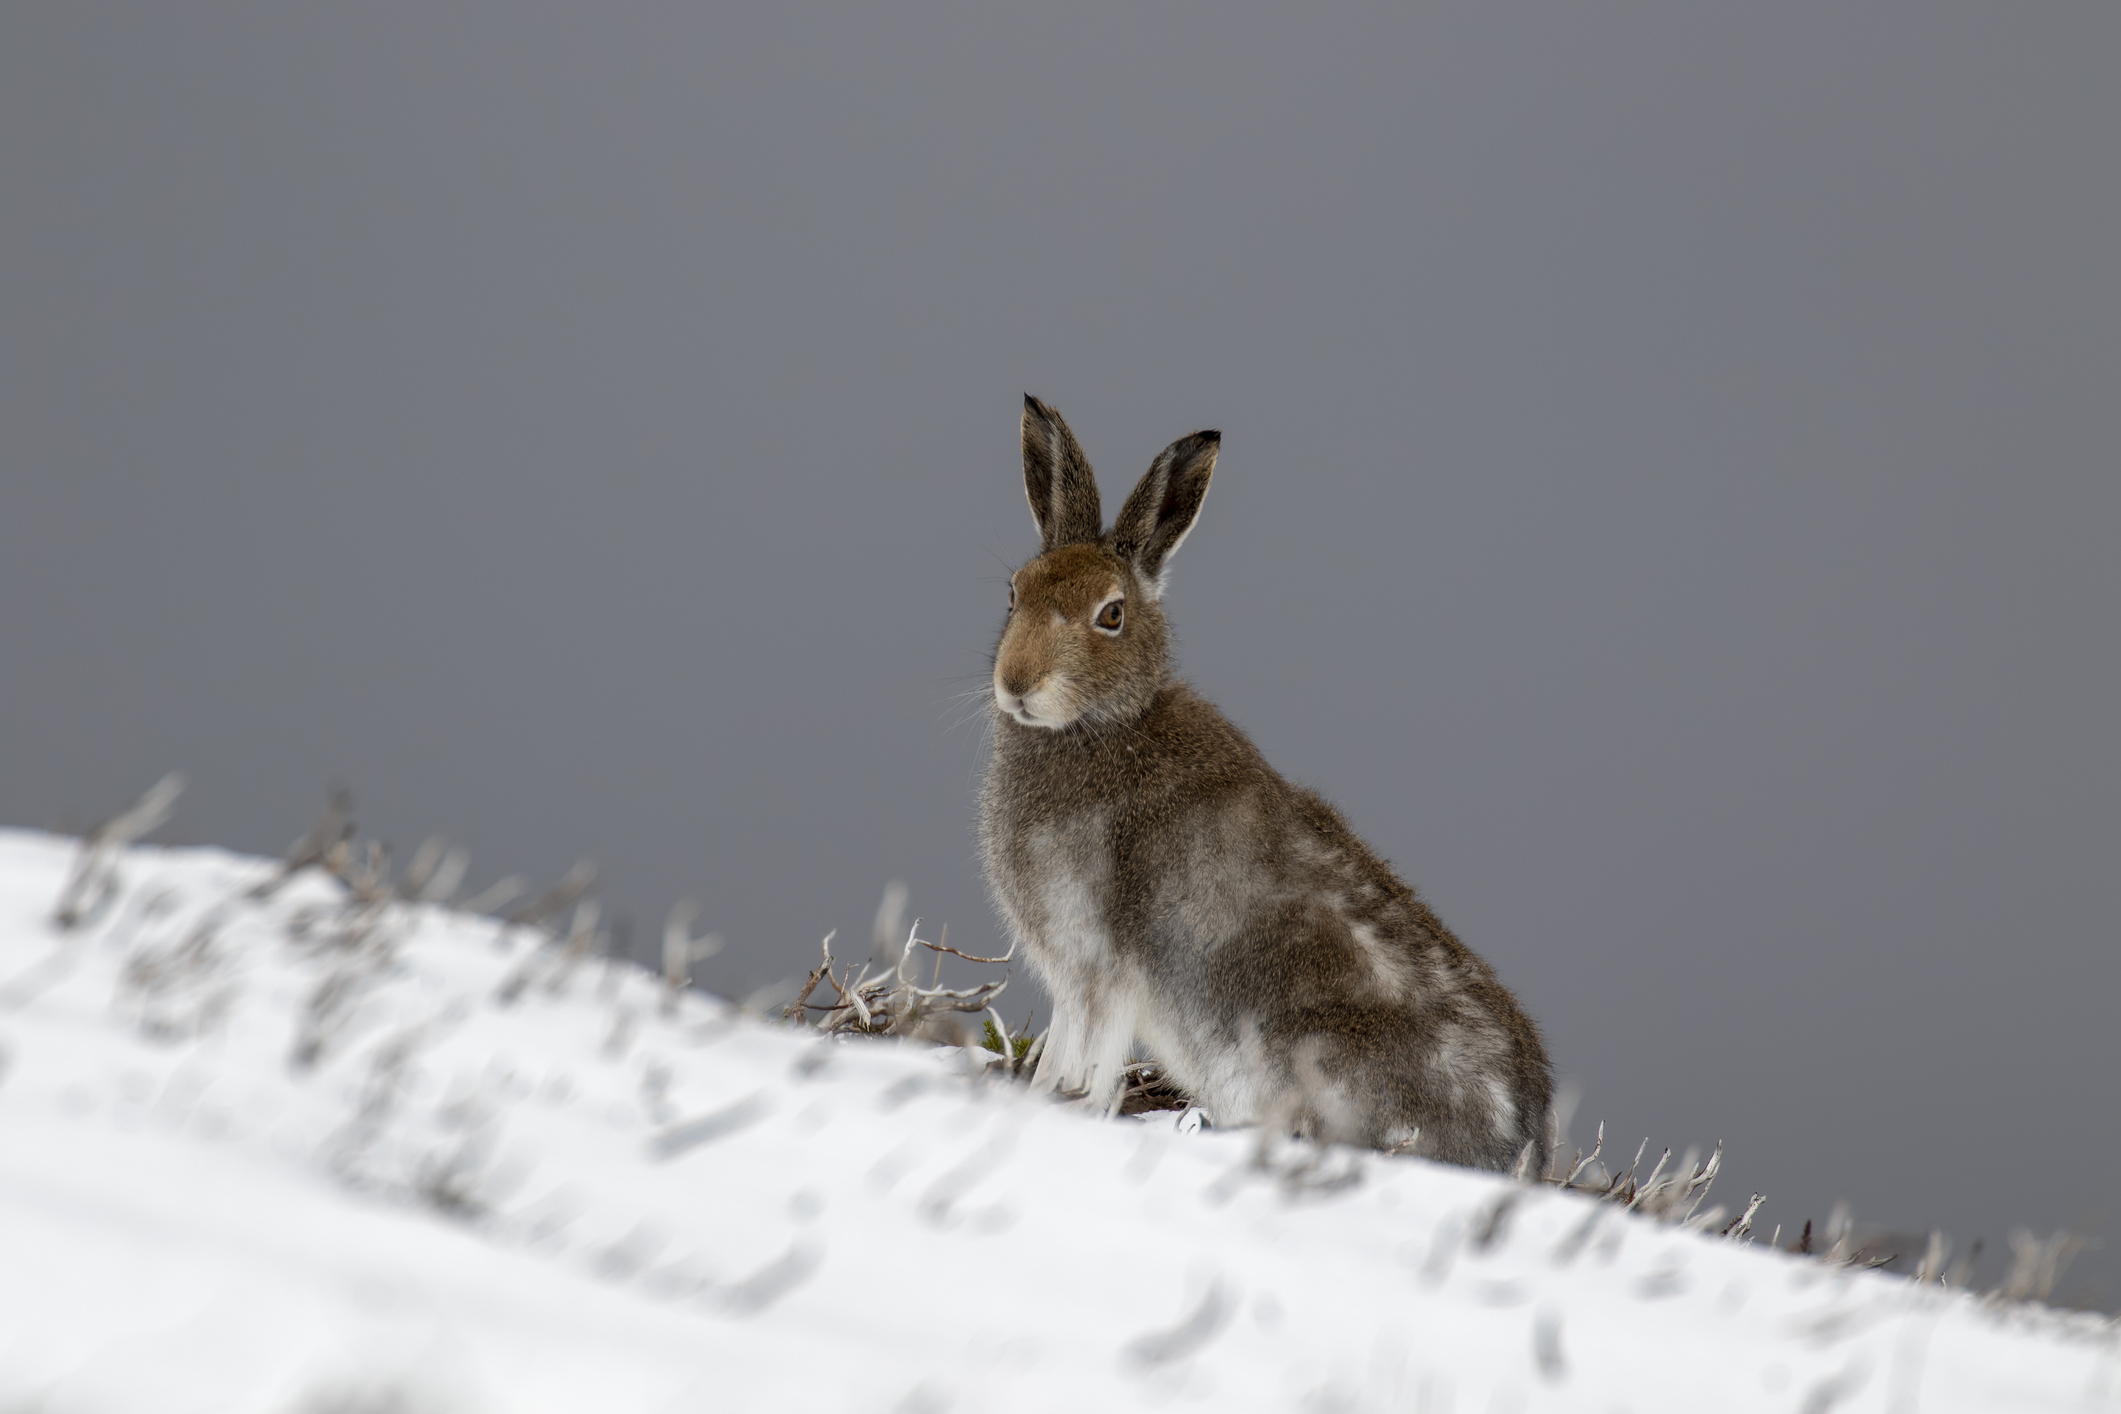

1029,1004,1136,1117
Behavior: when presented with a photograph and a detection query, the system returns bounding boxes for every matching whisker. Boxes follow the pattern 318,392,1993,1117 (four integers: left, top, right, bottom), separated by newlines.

944,706,995,738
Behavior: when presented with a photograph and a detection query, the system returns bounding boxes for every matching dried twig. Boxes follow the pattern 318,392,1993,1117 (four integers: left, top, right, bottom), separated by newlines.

786,893,1014,1044
1995,1229,2088,1305
542,899,608,995
285,839,407,1066
506,861,597,932
491,864,605,1006
1559,1122,1605,1192
460,875,527,916
52,774,185,929
397,837,469,904
661,898,721,1015
917,937,1017,967
1118,1062,1194,1115
248,786,352,901
782,931,838,1022
1720,1193,1767,1242
117,900,236,1042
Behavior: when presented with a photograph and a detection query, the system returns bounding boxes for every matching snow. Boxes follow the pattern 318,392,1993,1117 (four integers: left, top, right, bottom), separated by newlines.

0,829,2113,1413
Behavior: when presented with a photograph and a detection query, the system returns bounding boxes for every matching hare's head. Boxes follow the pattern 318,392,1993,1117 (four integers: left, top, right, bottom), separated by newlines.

993,396,1219,731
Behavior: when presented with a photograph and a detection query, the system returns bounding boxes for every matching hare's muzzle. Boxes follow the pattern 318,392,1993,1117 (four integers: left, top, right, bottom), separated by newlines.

992,680,1035,726
993,666,1065,729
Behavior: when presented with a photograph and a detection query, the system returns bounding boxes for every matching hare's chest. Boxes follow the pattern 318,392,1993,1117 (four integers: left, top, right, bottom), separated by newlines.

1009,818,1116,972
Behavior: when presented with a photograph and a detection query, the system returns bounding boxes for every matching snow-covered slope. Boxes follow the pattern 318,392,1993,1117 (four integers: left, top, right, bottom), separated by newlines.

0,829,2113,1413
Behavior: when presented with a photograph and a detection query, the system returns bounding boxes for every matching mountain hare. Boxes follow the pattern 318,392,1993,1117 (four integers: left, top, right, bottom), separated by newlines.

980,396,1552,1171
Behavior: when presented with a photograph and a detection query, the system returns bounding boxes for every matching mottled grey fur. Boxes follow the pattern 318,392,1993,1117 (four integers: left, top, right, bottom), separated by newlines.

980,396,1552,1172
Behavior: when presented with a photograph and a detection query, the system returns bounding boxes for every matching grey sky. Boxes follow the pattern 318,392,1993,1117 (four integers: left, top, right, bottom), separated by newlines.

5,4,2116,1303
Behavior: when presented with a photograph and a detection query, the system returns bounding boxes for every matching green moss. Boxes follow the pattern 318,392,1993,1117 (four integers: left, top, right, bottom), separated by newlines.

979,1019,1035,1059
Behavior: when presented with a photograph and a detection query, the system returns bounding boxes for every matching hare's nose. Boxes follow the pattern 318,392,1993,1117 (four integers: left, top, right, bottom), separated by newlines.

997,670,1038,700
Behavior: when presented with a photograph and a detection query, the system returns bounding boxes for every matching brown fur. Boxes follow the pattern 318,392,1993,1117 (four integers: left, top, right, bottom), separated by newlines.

980,396,1552,1171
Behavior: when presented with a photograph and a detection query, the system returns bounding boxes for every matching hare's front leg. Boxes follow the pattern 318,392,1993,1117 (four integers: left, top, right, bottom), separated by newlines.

1028,1002,1080,1097
1030,990,1137,1117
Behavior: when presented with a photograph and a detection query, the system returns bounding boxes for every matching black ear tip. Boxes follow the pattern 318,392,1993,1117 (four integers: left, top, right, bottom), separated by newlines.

1200,429,1222,444
1024,393,1046,414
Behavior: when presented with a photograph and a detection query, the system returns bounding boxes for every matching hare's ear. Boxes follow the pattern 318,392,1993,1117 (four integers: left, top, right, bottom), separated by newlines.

1111,430,1219,596
1022,395,1103,552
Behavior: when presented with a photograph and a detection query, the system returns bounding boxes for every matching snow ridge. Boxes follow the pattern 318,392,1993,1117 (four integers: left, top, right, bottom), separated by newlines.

0,829,2113,1413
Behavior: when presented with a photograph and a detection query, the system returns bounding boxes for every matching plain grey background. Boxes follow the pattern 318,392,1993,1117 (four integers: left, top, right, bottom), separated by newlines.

5,3,2115,1304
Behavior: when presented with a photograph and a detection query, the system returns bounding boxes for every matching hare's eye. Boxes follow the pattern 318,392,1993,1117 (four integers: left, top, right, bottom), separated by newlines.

1096,600,1124,632
1007,584,1016,611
